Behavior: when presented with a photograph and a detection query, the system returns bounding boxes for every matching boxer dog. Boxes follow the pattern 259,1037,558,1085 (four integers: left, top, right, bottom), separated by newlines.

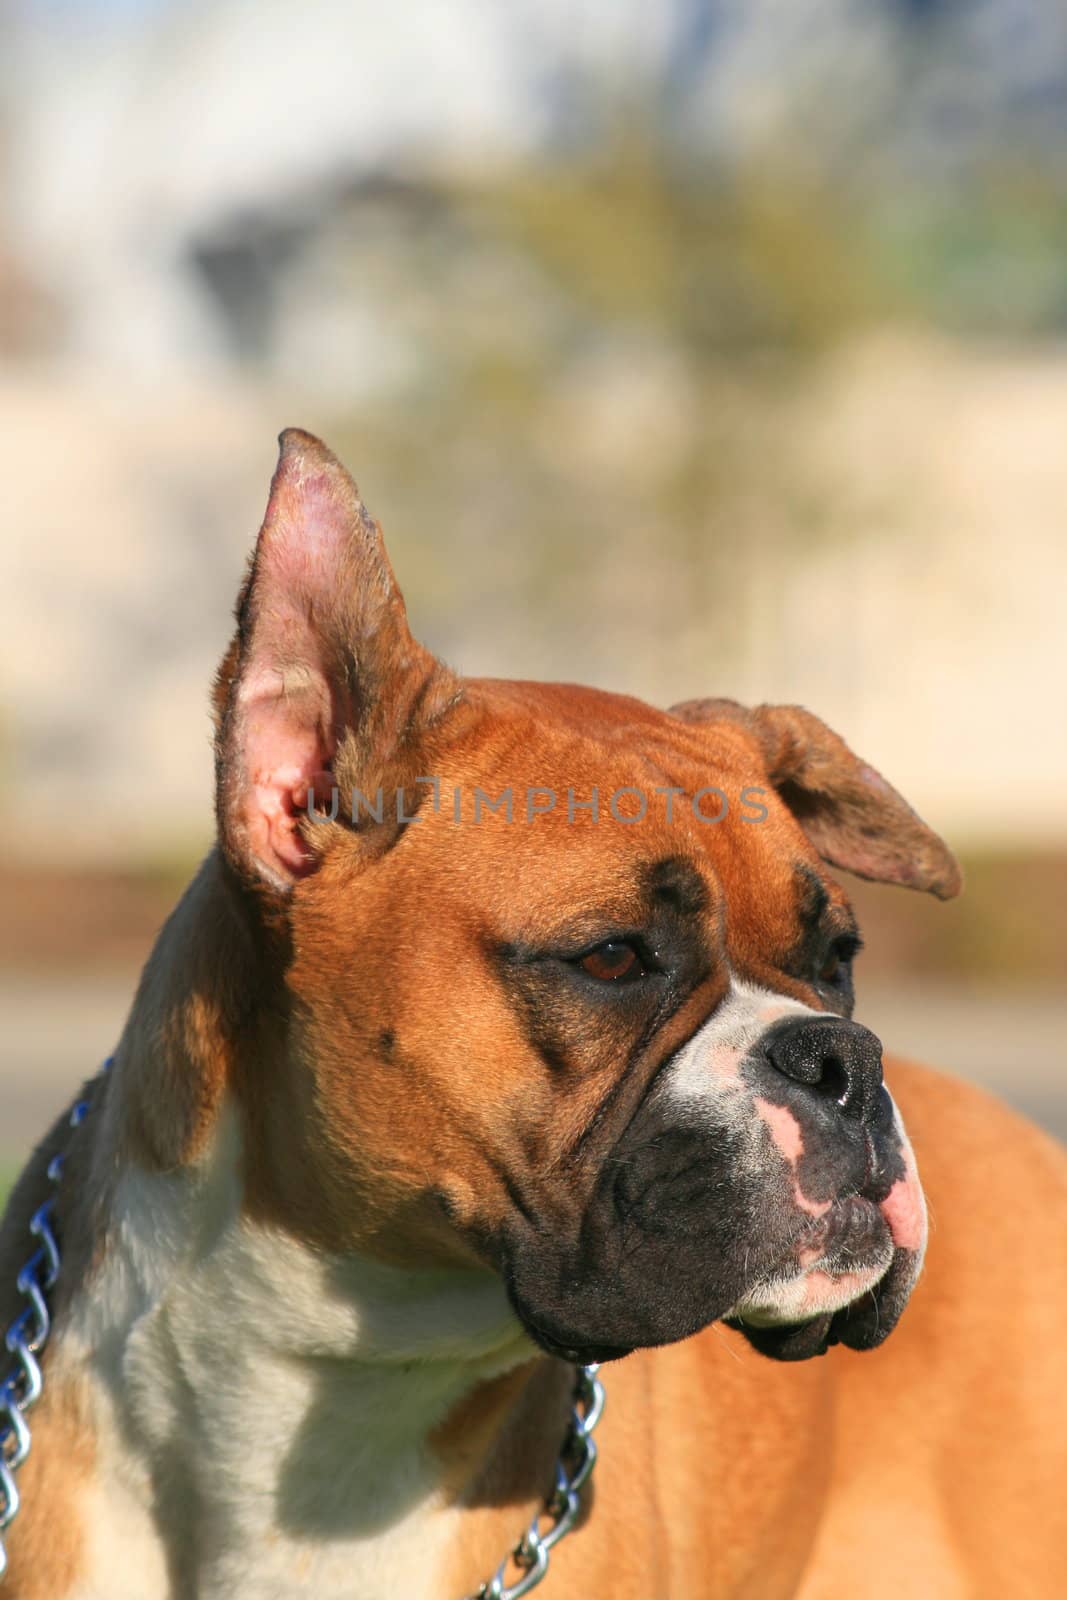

2,431,1064,1599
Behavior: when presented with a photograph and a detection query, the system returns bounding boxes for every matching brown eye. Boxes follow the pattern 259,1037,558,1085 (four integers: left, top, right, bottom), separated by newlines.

579,941,644,982
820,952,841,984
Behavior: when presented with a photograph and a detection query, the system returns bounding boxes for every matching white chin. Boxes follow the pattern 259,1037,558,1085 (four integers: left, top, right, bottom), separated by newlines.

729,1252,893,1328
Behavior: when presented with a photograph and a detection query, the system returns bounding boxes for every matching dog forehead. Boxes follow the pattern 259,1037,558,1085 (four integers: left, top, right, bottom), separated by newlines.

451,681,851,966
314,678,832,967
452,678,825,894
439,679,774,837
463,677,761,767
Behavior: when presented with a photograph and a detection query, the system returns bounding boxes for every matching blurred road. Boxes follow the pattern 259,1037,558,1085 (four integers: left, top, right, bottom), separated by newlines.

1,974,1064,1171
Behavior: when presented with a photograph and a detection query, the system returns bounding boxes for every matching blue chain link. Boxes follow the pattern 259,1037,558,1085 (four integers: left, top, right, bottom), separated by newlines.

0,1059,111,1581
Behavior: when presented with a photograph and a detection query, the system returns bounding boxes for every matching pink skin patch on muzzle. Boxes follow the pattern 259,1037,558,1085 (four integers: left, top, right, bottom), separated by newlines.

753,1096,833,1219
743,1093,927,1325
878,1143,926,1252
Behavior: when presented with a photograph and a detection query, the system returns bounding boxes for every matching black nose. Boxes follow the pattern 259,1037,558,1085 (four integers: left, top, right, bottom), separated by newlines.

763,1016,884,1125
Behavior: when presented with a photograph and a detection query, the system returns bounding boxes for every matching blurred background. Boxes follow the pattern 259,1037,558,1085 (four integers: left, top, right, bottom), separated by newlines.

2,0,1065,1191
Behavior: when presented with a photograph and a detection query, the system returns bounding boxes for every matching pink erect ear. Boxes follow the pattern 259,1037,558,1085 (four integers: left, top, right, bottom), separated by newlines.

214,429,455,890
670,697,962,900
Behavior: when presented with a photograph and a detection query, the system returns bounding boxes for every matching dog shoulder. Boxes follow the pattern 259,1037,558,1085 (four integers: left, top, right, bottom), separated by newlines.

884,1054,1067,1377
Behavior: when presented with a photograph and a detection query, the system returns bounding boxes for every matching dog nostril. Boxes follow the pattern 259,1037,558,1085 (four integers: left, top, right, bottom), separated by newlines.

818,1054,849,1103
763,1018,884,1124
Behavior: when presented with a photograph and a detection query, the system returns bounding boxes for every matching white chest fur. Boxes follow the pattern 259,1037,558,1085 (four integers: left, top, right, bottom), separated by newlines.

56,1109,533,1600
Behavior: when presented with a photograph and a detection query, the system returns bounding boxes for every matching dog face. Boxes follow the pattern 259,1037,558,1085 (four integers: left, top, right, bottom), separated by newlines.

214,432,960,1365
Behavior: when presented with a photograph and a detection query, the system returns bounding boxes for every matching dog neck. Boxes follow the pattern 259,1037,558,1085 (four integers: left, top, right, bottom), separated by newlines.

49,856,563,1600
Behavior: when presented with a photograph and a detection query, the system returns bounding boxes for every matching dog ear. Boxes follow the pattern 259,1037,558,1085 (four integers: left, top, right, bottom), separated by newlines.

669,697,962,900
214,429,457,891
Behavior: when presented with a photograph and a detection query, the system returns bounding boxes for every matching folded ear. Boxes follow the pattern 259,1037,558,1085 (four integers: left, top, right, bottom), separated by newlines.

669,697,962,900
214,429,456,891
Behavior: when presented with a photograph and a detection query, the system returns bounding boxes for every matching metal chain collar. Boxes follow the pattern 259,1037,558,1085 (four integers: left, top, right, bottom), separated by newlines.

469,1362,605,1600
0,1059,110,1581
0,1057,605,1596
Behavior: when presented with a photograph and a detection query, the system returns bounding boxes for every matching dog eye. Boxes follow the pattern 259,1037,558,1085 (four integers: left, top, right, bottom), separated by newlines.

578,941,646,983
818,935,861,988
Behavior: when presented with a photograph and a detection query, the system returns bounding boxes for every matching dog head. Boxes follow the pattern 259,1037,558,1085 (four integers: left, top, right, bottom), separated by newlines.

212,430,960,1365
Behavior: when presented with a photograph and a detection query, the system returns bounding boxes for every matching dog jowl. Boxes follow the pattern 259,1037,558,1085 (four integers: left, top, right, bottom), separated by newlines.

206,429,958,1369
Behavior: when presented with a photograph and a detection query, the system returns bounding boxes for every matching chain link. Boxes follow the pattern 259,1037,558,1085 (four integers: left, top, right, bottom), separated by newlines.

0,1063,109,1581
469,1361,605,1600
0,1057,604,1596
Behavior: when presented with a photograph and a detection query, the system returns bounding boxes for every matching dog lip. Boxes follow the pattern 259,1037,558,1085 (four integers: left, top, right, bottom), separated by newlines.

517,1312,635,1367
800,1192,891,1268
731,1190,921,1363
730,1312,837,1362
505,1281,637,1366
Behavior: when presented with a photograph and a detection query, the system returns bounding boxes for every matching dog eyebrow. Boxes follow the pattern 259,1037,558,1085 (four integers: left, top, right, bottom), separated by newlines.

645,855,710,917
794,864,831,928
793,864,859,945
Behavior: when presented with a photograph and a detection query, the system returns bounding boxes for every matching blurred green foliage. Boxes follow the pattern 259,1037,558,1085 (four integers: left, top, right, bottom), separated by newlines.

312,158,902,694
464,155,891,353
311,154,1067,687
878,171,1067,336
